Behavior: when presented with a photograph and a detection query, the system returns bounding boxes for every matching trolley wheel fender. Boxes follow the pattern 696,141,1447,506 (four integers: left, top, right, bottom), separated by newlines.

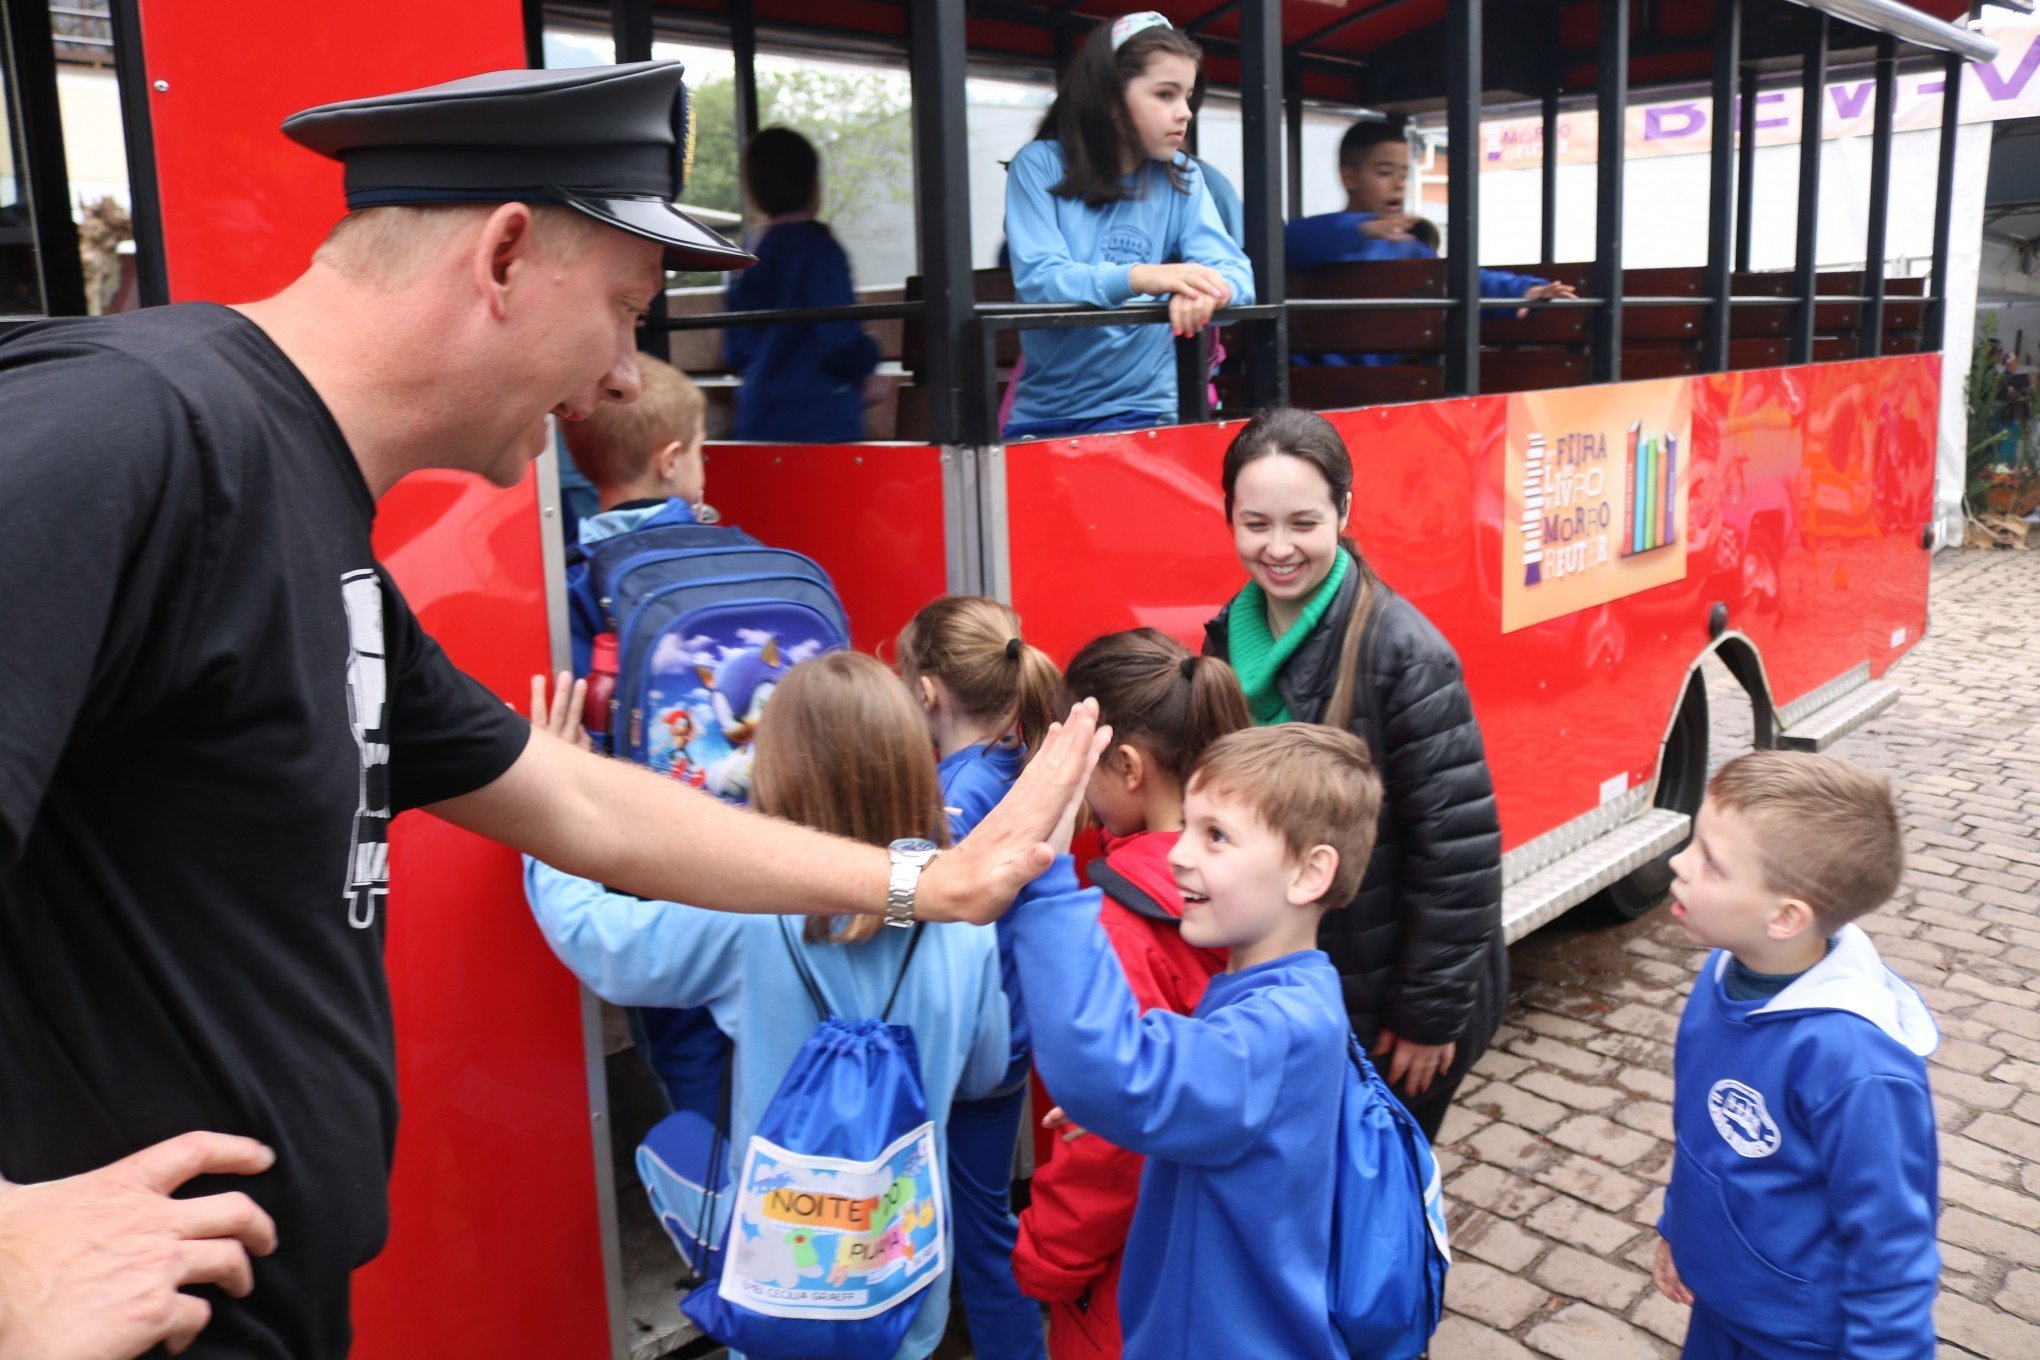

1591,669,1708,923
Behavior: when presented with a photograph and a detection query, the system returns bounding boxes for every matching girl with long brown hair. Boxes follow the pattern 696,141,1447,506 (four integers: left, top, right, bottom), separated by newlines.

525,651,1010,1360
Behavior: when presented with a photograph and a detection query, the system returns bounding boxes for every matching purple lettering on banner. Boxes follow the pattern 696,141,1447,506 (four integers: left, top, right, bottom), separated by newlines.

1918,79,1945,96
1645,104,1707,140
1973,36,2040,102
1755,91,1790,129
1829,81,1873,120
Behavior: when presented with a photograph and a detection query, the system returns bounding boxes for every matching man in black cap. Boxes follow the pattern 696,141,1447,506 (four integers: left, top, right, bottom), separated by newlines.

0,62,1101,1360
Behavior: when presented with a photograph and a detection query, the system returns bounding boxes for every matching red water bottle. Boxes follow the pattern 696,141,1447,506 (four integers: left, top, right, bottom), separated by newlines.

584,633,619,753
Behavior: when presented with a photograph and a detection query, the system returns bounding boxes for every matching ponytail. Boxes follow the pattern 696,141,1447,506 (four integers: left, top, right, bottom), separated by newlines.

1064,627,1247,783
1320,554,1379,734
896,595,1062,763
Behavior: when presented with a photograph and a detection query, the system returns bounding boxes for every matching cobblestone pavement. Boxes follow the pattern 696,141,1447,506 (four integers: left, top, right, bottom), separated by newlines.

1433,548,2040,1360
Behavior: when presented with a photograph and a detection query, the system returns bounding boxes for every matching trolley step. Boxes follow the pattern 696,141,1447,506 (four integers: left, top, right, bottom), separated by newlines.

1501,809,1692,943
1776,680,1901,752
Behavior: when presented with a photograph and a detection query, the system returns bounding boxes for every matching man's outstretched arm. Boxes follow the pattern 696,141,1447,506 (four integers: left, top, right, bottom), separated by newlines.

434,698,1106,925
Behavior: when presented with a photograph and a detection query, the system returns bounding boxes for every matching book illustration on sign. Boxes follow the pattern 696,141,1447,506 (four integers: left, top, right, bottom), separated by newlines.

1619,420,1679,558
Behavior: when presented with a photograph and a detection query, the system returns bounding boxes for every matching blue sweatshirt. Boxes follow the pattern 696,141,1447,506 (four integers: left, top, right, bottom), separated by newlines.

1660,925,1940,1360
1284,212,1550,367
524,858,1010,1360
1008,859,1347,1360
1004,141,1254,431
724,218,879,443
939,743,1030,1089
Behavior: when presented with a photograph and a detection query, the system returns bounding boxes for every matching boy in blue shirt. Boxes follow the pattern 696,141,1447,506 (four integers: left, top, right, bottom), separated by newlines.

1005,723,1381,1360
1286,120,1574,365
724,127,879,443
1654,751,1938,1360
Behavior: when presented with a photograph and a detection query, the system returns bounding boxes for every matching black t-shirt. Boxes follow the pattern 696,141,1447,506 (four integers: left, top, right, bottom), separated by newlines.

0,304,531,1358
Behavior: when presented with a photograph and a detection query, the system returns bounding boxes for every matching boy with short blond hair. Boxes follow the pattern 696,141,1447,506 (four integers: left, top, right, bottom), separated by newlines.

1004,724,1383,1360
1655,750,1938,1360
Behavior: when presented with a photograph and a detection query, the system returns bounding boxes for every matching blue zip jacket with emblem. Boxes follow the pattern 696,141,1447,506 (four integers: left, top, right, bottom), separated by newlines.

1660,924,1940,1359
1008,858,1348,1360
939,743,1031,1087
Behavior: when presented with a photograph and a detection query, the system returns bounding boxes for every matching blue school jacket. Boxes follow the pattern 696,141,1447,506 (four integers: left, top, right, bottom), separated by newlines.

1008,859,1348,1360
724,218,879,443
939,743,1029,1089
1660,924,1940,1360
523,858,1010,1360
1284,212,1549,366
1004,141,1254,430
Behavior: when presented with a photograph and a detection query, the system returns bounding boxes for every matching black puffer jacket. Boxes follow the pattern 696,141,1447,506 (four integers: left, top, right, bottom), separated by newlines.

1205,558,1506,1056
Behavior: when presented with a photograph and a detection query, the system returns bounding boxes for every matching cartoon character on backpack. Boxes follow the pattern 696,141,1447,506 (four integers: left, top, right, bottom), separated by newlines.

695,634,795,800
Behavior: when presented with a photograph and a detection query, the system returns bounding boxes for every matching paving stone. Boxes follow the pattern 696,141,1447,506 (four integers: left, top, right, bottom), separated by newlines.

1602,1004,1680,1044
1433,1312,1540,1359
1450,1206,1546,1272
1518,1070,1625,1113
1437,1100,1493,1147
1930,1068,2023,1112
1933,1037,2009,1076
1615,1066,1676,1102
1524,1301,1667,1360
1612,1099,1674,1141
1516,1008,1603,1043
1963,1111,2040,1162
1942,1167,2040,1232
1463,1120,1557,1174
1587,1031,1675,1070
1627,1184,1667,1228
1940,1206,2040,1265
1449,1163,1556,1219
1470,1046,1534,1082
1446,1259,1553,1330
1546,1114,1659,1168
1937,1293,2040,1359
1996,1269,2040,1325
1464,1081,1570,1133
1532,1245,1650,1312
1628,1291,1691,1348
1533,1153,1649,1214
1525,1195,1643,1256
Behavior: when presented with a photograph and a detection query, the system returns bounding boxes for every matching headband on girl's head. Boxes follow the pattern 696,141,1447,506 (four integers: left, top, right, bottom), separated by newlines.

1111,11,1173,50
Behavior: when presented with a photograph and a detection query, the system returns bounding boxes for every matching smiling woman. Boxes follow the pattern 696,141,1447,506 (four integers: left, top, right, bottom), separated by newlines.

1202,403,1506,1142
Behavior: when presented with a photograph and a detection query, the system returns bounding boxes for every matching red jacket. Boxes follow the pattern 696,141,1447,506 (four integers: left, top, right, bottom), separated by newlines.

1012,830,1226,1360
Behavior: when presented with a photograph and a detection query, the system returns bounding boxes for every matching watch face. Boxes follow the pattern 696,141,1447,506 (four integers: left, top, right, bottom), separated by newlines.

891,838,939,858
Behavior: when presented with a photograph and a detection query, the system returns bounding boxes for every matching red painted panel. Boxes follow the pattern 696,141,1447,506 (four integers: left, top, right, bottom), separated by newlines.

357,470,611,1358
136,2,525,304
704,442,951,656
1004,357,1936,854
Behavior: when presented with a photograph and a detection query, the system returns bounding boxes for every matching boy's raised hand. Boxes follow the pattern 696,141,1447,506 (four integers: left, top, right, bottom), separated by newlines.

915,700,1110,926
1514,279,1579,319
1360,213,1421,241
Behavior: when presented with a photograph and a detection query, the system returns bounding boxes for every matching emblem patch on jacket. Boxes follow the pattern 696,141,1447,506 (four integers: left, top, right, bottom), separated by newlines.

1707,1080,1780,1158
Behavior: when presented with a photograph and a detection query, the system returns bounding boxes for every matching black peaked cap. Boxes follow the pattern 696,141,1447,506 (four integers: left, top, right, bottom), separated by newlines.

282,61,753,271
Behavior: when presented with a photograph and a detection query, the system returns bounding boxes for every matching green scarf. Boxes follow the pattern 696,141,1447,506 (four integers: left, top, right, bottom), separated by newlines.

1225,549,1351,725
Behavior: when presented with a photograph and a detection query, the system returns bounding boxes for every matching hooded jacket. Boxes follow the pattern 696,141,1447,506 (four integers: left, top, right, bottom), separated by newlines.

1204,560,1505,1054
1660,925,1940,1359
1012,832,1226,1360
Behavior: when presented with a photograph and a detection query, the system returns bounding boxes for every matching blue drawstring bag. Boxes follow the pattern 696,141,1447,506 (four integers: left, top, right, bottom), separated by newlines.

1328,1035,1450,1359
681,921,947,1360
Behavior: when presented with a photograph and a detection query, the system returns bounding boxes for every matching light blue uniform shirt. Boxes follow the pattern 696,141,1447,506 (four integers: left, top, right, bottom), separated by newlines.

524,858,1011,1360
1003,140,1254,429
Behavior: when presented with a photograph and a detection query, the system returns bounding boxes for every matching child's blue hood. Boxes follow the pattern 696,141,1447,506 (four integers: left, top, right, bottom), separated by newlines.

1730,923,1938,1056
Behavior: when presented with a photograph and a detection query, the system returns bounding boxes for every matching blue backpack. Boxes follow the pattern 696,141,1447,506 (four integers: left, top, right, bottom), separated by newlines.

569,509,851,801
681,920,947,1360
1328,1036,1450,1359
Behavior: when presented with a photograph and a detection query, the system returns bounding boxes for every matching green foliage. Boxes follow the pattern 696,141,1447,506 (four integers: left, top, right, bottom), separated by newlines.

674,66,915,288
1966,312,2008,504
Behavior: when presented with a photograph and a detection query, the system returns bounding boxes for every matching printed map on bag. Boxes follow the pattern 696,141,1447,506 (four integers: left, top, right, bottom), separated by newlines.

719,1122,947,1320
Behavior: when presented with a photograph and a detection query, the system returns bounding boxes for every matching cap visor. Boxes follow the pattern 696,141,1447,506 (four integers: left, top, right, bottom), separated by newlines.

557,191,756,270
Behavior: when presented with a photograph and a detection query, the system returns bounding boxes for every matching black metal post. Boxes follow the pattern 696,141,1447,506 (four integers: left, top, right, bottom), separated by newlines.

1176,332,1213,424
1928,52,1963,352
1285,55,1305,221
1445,0,1481,396
1541,83,1560,266
7,0,86,315
1790,13,1826,367
910,0,981,443
1240,0,1288,408
1861,34,1895,358
108,0,167,307
1703,0,1739,371
522,0,546,65
1736,61,1757,272
611,0,668,359
1591,0,1627,385
733,0,760,153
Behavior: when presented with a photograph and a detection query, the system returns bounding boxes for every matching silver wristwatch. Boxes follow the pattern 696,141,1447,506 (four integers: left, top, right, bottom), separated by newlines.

885,838,941,928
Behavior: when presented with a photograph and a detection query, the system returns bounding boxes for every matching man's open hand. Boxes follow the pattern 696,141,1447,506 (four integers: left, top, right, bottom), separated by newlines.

914,700,1110,925
0,1132,279,1360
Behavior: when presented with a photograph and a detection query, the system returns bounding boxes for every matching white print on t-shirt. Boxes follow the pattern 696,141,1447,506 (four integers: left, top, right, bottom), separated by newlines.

1708,1079,1781,1158
341,570,392,930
